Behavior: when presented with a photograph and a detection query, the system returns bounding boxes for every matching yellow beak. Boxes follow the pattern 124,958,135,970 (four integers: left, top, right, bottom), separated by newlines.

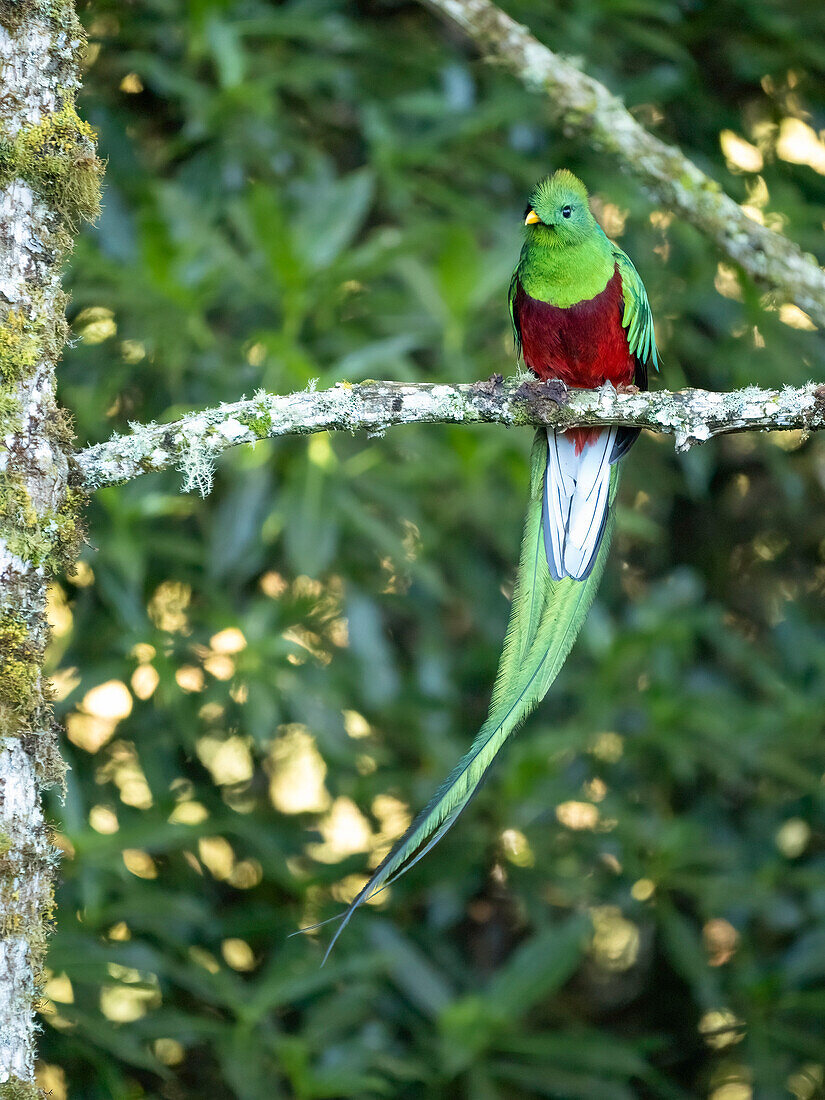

524,209,541,225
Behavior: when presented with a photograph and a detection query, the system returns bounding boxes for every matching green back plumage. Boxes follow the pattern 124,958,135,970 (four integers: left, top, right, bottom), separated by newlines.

311,431,617,962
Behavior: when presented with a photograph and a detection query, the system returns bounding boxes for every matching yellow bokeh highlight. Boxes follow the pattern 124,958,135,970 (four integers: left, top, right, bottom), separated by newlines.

168,800,209,825
154,1038,185,1066
788,1064,824,1100
196,735,254,786
67,679,133,753
122,849,157,879
76,306,117,344
66,712,115,753
779,304,817,331
308,432,336,469
43,970,74,1004
121,339,146,364
96,740,153,809
222,938,256,971
35,1064,67,1100
776,817,810,858
595,200,628,237
720,129,763,173
715,263,743,302
204,654,235,680
372,794,410,842
590,906,640,972
131,663,159,700
50,667,80,702
343,709,371,739
309,797,372,863
776,117,825,174
67,560,95,587
176,665,206,693
500,828,534,868
228,858,263,889
100,982,159,1022
583,777,607,802
189,946,220,974
84,680,133,721
267,726,331,814
210,627,247,654
89,805,119,835
119,71,144,94
631,878,655,902
704,917,739,966
332,873,387,907
699,1008,745,1049
709,1085,751,1100
556,800,599,831
260,571,287,598
47,584,73,638
198,836,234,881
590,732,623,762
149,580,191,633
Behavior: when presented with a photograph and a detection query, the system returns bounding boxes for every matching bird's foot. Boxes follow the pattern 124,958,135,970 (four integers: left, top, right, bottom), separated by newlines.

614,382,640,396
515,377,569,406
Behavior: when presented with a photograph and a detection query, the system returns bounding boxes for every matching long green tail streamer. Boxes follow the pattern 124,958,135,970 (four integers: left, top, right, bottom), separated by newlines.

299,430,618,962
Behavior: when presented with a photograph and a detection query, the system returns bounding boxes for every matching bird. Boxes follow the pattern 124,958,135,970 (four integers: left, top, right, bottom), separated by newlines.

300,170,658,961
512,169,657,580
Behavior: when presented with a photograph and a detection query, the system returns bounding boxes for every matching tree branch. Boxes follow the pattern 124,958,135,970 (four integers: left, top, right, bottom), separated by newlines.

421,0,825,329
75,380,825,494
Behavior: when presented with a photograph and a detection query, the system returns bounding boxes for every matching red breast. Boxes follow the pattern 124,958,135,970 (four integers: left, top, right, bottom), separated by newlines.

514,266,635,391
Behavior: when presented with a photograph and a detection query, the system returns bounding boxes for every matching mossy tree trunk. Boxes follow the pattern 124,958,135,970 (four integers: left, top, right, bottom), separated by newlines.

0,1,100,1091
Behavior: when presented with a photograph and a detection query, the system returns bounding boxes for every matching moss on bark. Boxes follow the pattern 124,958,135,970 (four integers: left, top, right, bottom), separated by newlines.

0,104,102,225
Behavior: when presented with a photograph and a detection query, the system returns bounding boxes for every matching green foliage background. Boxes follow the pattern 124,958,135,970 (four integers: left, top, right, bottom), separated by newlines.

41,1,825,1096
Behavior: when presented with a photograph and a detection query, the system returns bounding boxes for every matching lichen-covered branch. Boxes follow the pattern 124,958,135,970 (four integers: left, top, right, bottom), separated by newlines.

75,380,825,495
421,0,825,329
0,1,101,1091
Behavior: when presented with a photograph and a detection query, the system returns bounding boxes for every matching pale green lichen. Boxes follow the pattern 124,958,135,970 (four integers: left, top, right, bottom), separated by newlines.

0,1077,45,1100
0,103,102,225
246,413,272,437
0,309,41,385
0,293,69,385
0,295,85,566
0,611,41,719
0,0,76,31
177,437,216,497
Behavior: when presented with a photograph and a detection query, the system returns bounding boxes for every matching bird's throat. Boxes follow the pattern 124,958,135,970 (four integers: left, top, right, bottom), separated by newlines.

519,237,615,308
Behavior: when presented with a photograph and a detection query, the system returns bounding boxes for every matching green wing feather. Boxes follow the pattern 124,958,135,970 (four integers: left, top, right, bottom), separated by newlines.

508,269,522,361
310,431,617,962
612,244,659,371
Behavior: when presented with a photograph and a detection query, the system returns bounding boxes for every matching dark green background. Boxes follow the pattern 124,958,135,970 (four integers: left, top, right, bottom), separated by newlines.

41,1,825,1096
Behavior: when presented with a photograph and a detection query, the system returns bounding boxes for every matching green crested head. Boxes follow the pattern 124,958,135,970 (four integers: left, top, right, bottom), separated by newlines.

523,170,597,249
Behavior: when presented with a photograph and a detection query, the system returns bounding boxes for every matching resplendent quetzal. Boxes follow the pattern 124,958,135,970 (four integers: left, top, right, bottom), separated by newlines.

308,170,658,960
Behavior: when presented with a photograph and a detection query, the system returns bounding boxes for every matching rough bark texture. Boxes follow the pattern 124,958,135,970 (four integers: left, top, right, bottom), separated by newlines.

75,379,825,495
0,1,100,1091
422,0,825,328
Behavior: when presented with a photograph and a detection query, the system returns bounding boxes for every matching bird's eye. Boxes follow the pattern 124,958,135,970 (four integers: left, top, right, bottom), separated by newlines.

562,205,573,219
